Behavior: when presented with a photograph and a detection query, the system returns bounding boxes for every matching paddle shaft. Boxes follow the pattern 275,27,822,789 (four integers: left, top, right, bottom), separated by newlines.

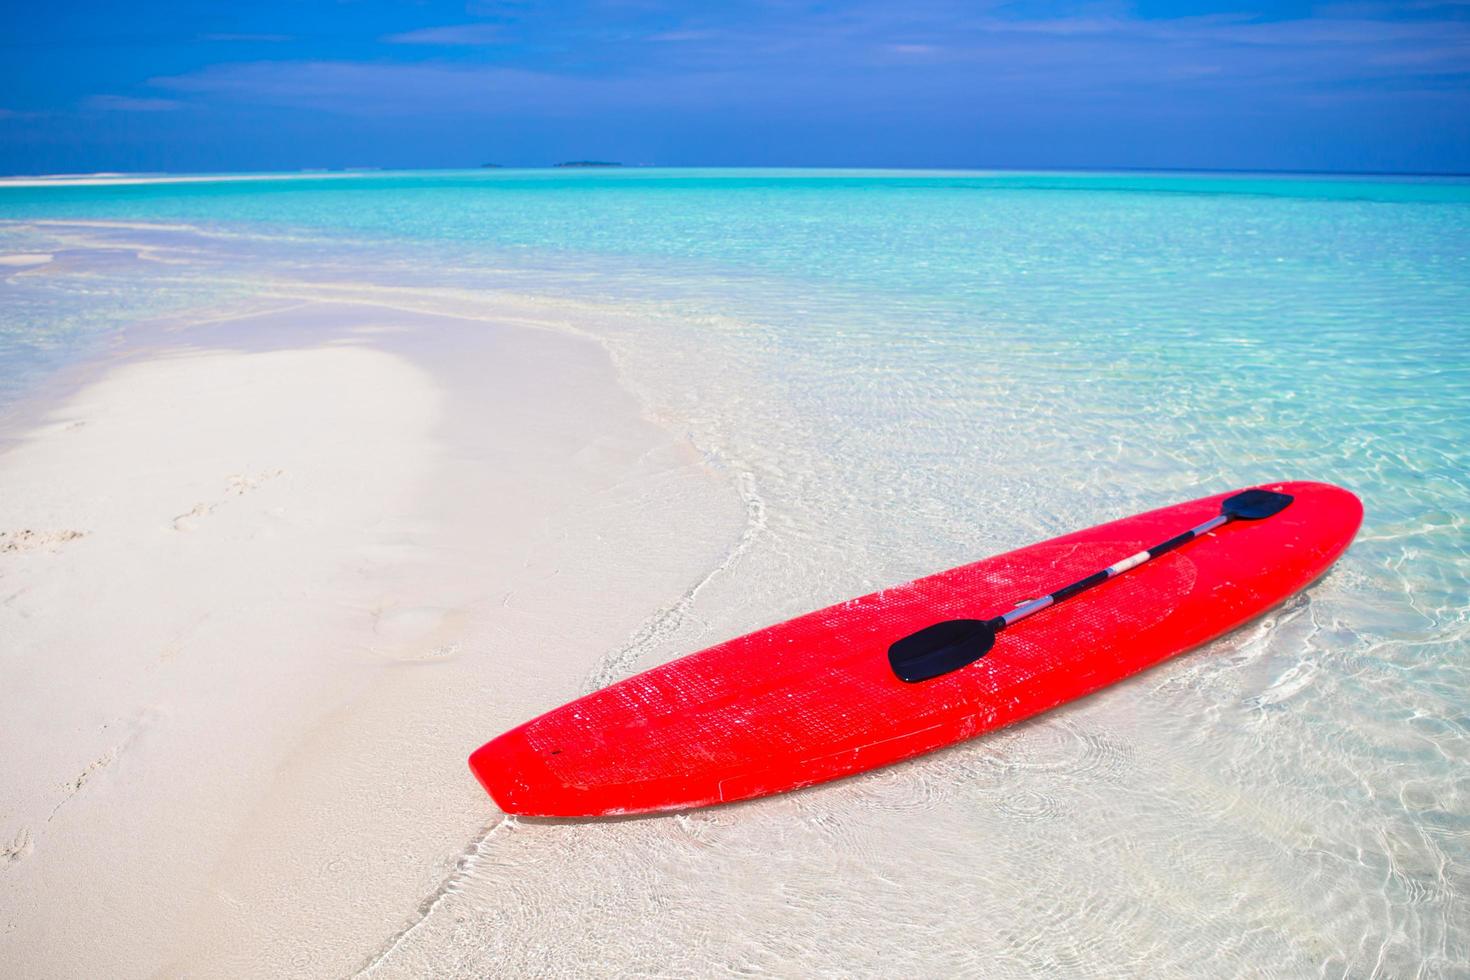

998,513,1230,630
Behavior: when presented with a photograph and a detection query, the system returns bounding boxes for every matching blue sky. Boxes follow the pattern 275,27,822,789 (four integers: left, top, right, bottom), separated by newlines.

2,0,1467,174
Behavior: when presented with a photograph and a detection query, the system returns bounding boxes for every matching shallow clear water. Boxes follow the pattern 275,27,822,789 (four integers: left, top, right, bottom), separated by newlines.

3,170,1468,975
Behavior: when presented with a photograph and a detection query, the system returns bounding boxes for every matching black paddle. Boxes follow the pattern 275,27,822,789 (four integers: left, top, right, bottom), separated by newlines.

888,488,1294,683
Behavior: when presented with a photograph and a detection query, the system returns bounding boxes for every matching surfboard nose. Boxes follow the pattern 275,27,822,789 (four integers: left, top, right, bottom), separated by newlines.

469,730,550,816
1271,480,1364,552
472,727,634,817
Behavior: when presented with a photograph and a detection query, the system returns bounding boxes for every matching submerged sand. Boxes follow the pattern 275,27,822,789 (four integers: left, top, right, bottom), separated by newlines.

0,297,745,977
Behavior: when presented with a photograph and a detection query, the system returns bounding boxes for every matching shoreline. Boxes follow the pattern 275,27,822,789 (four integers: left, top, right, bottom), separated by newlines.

0,290,748,976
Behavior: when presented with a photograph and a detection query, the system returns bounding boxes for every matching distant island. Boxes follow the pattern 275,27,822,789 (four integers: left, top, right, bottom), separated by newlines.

554,161,622,168
479,163,502,168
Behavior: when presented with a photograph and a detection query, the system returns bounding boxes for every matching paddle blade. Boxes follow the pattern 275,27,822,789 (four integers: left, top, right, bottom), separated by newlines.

1223,488,1294,521
888,618,998,683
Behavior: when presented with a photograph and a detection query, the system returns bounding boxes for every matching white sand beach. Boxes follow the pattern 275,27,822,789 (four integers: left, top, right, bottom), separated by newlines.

0,295,744,976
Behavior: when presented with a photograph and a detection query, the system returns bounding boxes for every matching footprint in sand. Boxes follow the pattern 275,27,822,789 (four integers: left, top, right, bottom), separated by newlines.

47,711,160,821
2,828,34,867
171,503,213,532
0,529,86,554
370,606,466,663
51,748,119,818
172,469,285,531
226,470,284,496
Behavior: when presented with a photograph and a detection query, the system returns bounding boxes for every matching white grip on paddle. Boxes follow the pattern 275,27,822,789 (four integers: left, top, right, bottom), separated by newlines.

1106,550,1150,576
1002,594,1054,626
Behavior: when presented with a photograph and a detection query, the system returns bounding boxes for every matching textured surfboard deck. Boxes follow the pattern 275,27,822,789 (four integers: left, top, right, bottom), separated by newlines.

470,481,1362,817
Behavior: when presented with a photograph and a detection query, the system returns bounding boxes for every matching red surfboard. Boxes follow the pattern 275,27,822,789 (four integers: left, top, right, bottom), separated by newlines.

470,481,1361,817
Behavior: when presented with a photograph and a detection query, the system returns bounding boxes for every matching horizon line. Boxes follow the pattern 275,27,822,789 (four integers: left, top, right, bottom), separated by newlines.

4,163,1470,183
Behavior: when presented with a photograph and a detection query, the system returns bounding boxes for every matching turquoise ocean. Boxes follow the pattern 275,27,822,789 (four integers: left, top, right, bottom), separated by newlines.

2,170,1468,974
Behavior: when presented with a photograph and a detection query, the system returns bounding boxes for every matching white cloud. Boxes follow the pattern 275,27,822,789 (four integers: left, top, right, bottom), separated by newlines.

150,61,737,116
383,23,504,45
646,30,719,42
85,95,183,112
201,33,295,43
